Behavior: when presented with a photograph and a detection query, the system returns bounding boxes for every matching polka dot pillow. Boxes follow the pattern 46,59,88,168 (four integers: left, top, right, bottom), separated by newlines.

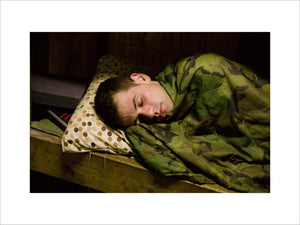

61,55,153,155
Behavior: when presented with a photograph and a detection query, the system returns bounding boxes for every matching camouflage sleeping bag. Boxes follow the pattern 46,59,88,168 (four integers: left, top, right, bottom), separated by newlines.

126,53,270,193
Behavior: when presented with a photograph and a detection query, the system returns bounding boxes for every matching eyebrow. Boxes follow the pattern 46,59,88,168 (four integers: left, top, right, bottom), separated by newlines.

133,94,138,124
133,94,137,110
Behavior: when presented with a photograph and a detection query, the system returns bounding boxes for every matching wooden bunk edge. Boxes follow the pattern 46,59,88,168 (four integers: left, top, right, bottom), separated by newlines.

30,128,234,193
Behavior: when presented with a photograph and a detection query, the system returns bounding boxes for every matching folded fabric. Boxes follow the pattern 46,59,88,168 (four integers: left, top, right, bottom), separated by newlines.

31,119,64,137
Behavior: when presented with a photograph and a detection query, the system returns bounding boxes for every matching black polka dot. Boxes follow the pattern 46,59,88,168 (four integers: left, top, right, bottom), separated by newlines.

68,140,73,144
88,122,92,126
108,131,112,136
91,142,96,147
74,128,78,132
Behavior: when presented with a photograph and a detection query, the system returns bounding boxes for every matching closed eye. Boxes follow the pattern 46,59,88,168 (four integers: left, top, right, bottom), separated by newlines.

140,98,144,106
139,97,144,107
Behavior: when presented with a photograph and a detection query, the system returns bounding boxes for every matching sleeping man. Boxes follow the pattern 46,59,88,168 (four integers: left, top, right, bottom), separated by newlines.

94,53,270,193
95,72,174,128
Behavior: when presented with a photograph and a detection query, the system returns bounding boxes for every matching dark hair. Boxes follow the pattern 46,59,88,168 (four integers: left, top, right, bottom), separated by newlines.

94,76,137,129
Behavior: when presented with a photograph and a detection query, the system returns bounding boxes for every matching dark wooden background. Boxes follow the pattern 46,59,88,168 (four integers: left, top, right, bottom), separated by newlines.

30,32,270,81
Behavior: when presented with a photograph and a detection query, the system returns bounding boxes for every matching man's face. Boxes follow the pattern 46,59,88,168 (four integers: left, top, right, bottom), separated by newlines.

114,73,174,126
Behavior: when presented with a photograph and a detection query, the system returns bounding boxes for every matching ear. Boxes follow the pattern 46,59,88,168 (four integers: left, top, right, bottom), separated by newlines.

130,73,151,83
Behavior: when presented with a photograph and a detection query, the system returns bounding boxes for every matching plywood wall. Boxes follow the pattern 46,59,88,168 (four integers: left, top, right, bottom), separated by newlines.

106,32,240,76
31,32,269,80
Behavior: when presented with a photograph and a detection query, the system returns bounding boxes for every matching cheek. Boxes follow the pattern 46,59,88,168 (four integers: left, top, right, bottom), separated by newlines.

141,85,164,105
144,92,159,105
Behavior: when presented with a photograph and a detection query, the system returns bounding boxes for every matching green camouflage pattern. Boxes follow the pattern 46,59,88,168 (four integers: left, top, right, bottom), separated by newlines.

126,53,270,192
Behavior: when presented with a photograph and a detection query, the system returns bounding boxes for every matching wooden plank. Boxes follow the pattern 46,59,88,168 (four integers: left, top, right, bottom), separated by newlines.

30,128,234,193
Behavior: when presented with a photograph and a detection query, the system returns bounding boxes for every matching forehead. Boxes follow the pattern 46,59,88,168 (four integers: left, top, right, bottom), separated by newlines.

114,87,137,126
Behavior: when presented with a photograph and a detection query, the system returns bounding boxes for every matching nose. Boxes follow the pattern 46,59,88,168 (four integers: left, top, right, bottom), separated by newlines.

138,105,157,122
139,105,154,118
